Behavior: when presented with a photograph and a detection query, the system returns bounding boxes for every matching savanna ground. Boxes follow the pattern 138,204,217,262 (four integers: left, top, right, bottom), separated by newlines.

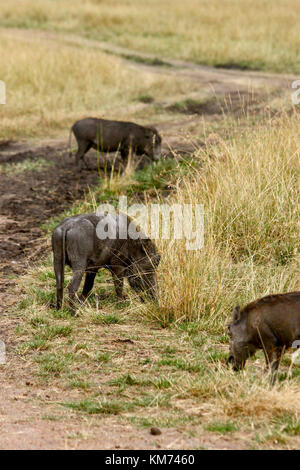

0,0,299,450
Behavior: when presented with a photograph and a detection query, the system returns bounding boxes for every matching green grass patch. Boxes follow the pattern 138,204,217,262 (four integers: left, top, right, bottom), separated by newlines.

109,373,140,387
205,420,239,434
0,159,54,175
41,325,73,340
62,399,129,415
67,379,92,390
91,313,122,325
157,357,204,373
18,336,49,353
95,352,111,363
36,352,74,377
121,53,172,68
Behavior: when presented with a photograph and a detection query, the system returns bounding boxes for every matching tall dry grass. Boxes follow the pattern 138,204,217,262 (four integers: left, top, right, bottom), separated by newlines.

153,113,300,327
0,32,194,138
0,0,299,73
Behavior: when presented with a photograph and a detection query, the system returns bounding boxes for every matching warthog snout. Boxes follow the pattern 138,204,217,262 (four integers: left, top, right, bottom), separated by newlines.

152,144,162,161
226,354,234,366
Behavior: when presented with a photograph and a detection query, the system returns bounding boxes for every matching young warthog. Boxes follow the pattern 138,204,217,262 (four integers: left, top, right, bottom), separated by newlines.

69,118,162,170
52,213,160,314
227,292,300,381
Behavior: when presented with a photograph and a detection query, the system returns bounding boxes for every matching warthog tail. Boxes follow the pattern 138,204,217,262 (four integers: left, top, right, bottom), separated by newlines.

68,125,74,158
52,227,67,309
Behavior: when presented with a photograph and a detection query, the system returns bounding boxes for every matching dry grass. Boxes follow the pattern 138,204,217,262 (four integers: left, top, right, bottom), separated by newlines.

155,112,300,326
0,31,196,138
0,0,300,73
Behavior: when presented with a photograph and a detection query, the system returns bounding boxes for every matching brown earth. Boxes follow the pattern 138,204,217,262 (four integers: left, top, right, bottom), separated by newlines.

0,142,98,279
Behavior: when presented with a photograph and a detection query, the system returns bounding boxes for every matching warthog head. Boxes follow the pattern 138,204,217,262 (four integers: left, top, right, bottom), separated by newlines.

126,239,160,301
227,306,256,371
143,127,162,161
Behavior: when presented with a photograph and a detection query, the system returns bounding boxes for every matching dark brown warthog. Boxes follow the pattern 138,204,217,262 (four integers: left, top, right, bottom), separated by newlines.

52,213,160,314
69,118,162,170
227,291,300,382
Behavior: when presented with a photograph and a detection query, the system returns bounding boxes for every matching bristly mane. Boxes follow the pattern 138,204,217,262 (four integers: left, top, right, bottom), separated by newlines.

243,291,300,313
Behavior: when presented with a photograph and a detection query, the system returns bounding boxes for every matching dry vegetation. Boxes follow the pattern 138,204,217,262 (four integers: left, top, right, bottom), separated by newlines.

157,113,299,325
1,0,300,450
0,30,199,139
0,0,300,73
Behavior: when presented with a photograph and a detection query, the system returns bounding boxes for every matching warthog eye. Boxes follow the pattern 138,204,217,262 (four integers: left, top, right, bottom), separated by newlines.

227,325,233,338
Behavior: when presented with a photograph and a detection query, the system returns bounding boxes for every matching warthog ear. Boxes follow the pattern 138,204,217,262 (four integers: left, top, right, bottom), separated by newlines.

141,238,151,250
145,127,160,139
232,305,241,322
140,239,160,267
144,128,154,137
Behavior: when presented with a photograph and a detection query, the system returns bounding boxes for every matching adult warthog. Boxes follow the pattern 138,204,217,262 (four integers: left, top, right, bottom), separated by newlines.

69,118,162,170
227,291,300,383
52,212,160,314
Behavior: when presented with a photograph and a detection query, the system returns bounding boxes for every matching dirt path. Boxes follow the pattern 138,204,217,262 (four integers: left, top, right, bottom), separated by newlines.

2,27,297,87
0,28,296,450
0,142,99,280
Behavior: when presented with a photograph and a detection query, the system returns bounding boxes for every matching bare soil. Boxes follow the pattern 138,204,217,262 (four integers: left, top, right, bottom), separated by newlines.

0,142,98,280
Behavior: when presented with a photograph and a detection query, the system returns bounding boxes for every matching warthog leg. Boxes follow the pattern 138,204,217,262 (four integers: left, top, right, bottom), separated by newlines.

111,268,126,300
68,266,85,314
80,269,98,301
75,140,92,170
263,342,284,385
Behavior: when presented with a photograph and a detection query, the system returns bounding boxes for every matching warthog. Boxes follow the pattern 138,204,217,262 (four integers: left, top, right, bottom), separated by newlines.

52,212,160,314
227,291,300,382
69,118,162,170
